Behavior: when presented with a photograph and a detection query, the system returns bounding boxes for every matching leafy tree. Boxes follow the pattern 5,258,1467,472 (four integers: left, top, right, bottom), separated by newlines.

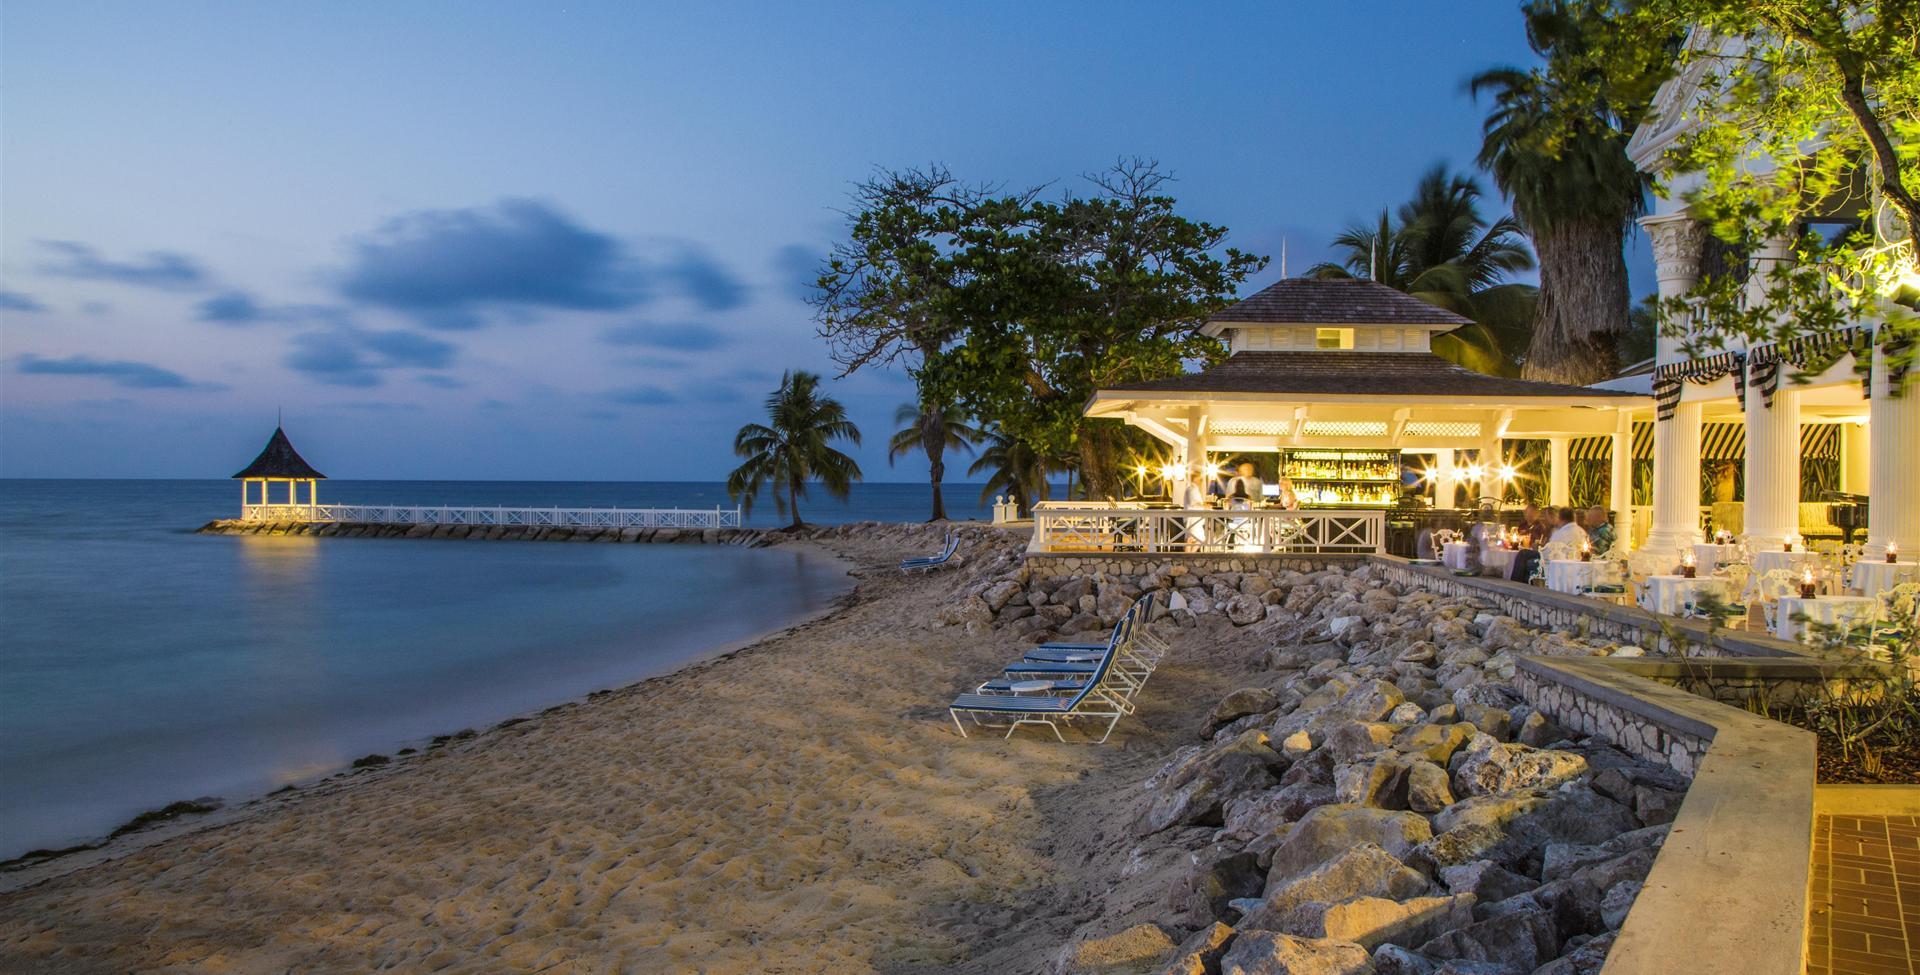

968,423,1055,514
931,160,1266,499
1470,0,1677,385
1308,165,1539,375
886,401,980,520
726,371,862,529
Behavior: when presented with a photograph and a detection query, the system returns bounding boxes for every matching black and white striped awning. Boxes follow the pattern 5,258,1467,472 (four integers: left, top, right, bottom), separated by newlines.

1653,350,1746,421
1570,422,1842,462
1747,325,1872,408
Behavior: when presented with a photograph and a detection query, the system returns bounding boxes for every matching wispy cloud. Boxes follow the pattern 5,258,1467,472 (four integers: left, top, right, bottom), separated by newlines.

663,247,746,311
773,243,822,302
337,199,644,329
15,354,216,390
286,326,458,387
37,241,210,291
609,385,677,405
600,320,728,351
0,290,47,312
195,291,266,324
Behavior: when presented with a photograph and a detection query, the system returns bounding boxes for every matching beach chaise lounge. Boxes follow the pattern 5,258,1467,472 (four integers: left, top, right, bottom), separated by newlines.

950,628,1132,743
900,531,960,572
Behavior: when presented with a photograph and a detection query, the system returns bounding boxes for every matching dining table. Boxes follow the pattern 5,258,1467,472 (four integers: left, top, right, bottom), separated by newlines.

1691,542,1743,575
1772,594,1880,644
1544,559,1599,595
1751,549,1821,580
1641,574,1731,617
1850,560,1919,599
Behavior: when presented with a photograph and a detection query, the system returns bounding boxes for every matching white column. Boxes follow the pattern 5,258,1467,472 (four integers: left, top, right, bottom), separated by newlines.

1742,383,1800,550
1641,214,1707,560
1867,329,1920,559
1843,421,1870,494
1610,411,1634,554
1547,437,1570,508
1479,438,1502,504
1433,448,1455,508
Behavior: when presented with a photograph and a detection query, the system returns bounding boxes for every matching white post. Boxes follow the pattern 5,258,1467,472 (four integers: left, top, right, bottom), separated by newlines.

1548,437,1570,508
1479,438,1502,505
1742,382,1800,550
1842,420,1870,494
1866,327,1920,559
1433,448,1455,509
1641,213,1707,561
1610,411,1634,554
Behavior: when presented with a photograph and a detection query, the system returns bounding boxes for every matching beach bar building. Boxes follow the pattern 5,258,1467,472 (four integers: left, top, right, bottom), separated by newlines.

234,426,326,517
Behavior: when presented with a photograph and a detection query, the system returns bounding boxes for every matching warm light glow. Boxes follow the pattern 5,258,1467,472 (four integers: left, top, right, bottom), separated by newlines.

1497,464,1518,482
1802,567,1814,584
1465,464,1484,481
1160,464,1185,484
1682,551,1695,567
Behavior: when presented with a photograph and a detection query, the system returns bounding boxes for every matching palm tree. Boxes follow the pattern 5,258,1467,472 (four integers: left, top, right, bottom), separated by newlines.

1471,1,1668,385
1308,165,1538,375
887,401,981,521
726,371,863,529
968,424,1053,515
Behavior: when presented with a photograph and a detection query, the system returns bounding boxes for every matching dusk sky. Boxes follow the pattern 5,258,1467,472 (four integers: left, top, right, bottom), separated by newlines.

0,1,1654,481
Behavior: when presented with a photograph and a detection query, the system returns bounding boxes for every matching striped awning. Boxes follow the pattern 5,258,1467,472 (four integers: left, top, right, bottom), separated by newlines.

1653,350,1746,421
1747,325,1871,407
1571,422,1842,462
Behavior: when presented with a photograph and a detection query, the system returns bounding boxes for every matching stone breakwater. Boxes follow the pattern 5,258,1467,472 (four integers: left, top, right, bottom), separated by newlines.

197,519,781,546
957,556,1679,974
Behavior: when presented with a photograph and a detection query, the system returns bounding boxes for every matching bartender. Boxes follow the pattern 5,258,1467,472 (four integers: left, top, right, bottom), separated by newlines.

1226,462,1265,504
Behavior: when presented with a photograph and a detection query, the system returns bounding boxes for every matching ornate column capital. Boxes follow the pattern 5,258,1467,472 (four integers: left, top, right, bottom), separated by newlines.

1640,214,1706,292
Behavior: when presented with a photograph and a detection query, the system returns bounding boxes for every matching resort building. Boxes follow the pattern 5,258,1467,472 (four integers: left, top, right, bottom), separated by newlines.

234,425,326,517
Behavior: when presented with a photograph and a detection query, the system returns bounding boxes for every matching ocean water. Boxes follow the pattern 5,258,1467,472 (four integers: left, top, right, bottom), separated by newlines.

0,479,982,859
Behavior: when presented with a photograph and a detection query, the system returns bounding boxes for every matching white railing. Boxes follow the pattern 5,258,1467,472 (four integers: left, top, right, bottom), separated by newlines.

1028,505,1385,555
240,503,743,529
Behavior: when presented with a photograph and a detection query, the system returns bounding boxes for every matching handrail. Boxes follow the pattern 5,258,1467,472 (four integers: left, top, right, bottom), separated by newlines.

1029,505,1385,555
239,503,743,529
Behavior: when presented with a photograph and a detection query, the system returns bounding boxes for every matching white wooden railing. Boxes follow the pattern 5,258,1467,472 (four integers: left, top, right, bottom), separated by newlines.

240,503,743,529
1028,504,1385,555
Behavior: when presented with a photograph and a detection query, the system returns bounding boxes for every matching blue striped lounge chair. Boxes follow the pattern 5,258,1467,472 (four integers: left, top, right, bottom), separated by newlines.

900,531,960,572
950,632,1131,743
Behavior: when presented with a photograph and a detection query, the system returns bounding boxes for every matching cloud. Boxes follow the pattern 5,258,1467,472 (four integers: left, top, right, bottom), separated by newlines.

37,241,209,290
337,199,643,328
15,354,211,390
664,247,746,311
81,302,112,315
686,382,743,404
773,244,823,302
600,320,728,351
416,373,466,389
195,291,265,324
610,385,677,405
0,290,47,312
286,326,458,387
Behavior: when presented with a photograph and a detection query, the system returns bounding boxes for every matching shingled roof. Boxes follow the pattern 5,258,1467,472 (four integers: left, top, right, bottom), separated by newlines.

1206,278,1474,328
1102,352,1645,400
232,427,327,479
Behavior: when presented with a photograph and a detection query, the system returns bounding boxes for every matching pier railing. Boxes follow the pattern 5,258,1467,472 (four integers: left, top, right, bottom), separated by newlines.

1028,504,1385,555
240,503,743,529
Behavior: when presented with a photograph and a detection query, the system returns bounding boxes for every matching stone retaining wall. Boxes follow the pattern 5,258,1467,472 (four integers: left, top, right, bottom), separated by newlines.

1511,661,1713,776
198,519,778,547
1021,553,1359,583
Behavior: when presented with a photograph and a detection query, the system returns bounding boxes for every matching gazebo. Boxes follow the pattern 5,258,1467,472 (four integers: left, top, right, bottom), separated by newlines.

233,426,326,517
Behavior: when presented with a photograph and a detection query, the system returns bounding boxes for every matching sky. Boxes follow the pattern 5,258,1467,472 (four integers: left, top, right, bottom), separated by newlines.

0,0,1655,481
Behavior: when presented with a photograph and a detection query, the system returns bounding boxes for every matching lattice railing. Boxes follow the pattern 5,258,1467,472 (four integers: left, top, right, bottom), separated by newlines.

240,503,743,529
1028,505,1384,555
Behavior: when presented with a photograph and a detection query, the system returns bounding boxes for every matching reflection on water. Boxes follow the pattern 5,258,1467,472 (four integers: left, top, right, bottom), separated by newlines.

0,480,851,857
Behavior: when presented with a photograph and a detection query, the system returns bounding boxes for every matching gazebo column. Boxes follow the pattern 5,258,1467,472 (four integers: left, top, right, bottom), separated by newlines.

1609,412,1633,554
1547,437,1570,508
1867,328,1920,558
1640,213,1707,561
1742,382,1800,550
1479,437,1502,504
1433,448,1455,508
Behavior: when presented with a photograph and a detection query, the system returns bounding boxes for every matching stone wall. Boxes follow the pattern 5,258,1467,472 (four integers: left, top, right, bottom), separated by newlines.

198,519,778,547
1020,553,1359,584
1511,664,1711,777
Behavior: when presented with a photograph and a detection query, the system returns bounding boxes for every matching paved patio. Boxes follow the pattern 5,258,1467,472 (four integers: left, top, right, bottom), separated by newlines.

1807,813,1920,974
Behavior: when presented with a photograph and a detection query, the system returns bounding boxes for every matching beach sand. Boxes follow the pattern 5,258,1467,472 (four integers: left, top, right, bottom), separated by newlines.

0,527,1260,974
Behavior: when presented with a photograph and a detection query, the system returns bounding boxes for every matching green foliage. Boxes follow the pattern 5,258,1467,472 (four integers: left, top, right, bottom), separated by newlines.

726,371,863,528
967,423,1059,513
886,401,980,521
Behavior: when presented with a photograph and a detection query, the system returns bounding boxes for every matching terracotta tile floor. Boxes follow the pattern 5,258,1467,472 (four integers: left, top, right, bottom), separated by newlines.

1808,814,1920,974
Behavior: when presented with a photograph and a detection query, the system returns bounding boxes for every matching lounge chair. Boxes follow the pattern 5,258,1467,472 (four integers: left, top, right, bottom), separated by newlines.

951,628,1132,743
900,531,959,572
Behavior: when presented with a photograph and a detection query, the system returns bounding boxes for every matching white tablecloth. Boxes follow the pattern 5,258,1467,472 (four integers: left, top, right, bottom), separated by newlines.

1752,550,1820,579
1692,543,1742,574
1773,595,1879,644
1641,575,1731,616
1851,561,1920,599
1482,547,1516,576
1442,541,1473,571
1544,560,1598,595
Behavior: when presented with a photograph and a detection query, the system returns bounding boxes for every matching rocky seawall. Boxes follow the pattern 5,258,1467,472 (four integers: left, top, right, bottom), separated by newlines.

196,519,781,546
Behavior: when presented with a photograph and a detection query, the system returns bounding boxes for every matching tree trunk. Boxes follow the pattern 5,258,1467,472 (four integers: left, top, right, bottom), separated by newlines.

1077,426,1124,501
788,475,803,530
922,404,948,522
1522,219,1631,386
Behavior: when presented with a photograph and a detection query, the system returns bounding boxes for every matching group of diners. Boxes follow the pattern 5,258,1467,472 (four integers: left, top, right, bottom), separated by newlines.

1457,502,1617,583
948,593,1167,743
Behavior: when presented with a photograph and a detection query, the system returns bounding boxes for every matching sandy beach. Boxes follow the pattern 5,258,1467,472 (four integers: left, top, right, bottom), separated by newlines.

0,526,1257,974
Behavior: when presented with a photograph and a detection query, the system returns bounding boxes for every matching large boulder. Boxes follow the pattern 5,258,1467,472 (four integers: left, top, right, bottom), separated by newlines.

1225,781,1338,842
1266,804,1433,888
1284,894,1477,951
1156,923,1236,975
1417,909,1560,971
1392,724,1475,766
1239,843,1431,930
1225,594,1268,626
1139,730,1286,835
1060,923,1177,975
1205,688,1284,737
981,579,1024,612
1219,931,1374,975
1168,847,1265,927
1405,760,1455,813
1450,736,1587,799
1324,721,1399,763
1337,681,1407,722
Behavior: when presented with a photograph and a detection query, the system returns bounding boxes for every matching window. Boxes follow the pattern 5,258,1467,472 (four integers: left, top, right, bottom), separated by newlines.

1315,327,1353,349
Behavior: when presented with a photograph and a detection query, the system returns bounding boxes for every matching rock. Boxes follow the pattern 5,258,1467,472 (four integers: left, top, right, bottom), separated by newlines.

1139,731,1286,835
1281,730,1316,760
1157,922,1235,975
1417,909,1559,971
1388,702,1428,724
1337,681,1406,722
1588,768,1634,805
1458,706,1512,742
1226,594,1267,626
1396,642,1438,665
1392,723,1474,765
1219,931,1373,975
982,580,1023,612
1631,785,1685,827
1063,922,1178,975
1529,931,1614,975
1267,804,1433,888
1371,944,1437,975
1241,843,1431,929
1329,615,1367,640
1438,860,1534,904
1170,848,1265,926
1600,880,1640,929
1405,760,1455,813
1226,781,1337,848
1514,712,1567,748
1324,721,1399,763
1290,894,1476,951
1450,736,1587,798
1205,688,1284,737
1481,617,1531,651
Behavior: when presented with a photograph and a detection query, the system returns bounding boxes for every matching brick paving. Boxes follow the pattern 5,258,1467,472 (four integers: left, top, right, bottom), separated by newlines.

1808,814,1920,974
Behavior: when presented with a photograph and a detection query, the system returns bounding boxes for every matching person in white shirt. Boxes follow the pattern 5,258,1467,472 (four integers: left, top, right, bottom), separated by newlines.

1175,468,1209,509
1548,505,1589,551
1228,462,1265,504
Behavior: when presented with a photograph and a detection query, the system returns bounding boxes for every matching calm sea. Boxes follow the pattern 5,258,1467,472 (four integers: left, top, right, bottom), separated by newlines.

0,479,990,858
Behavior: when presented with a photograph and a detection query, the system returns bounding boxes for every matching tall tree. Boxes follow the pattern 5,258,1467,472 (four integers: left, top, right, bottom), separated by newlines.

1308,164,1539,374
968,423,1054,514
1471,0,1676,385
726,371,863,530
886,401,980,520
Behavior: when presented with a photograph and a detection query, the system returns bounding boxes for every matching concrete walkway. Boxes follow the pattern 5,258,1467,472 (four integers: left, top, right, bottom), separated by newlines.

1807,812,1920,974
